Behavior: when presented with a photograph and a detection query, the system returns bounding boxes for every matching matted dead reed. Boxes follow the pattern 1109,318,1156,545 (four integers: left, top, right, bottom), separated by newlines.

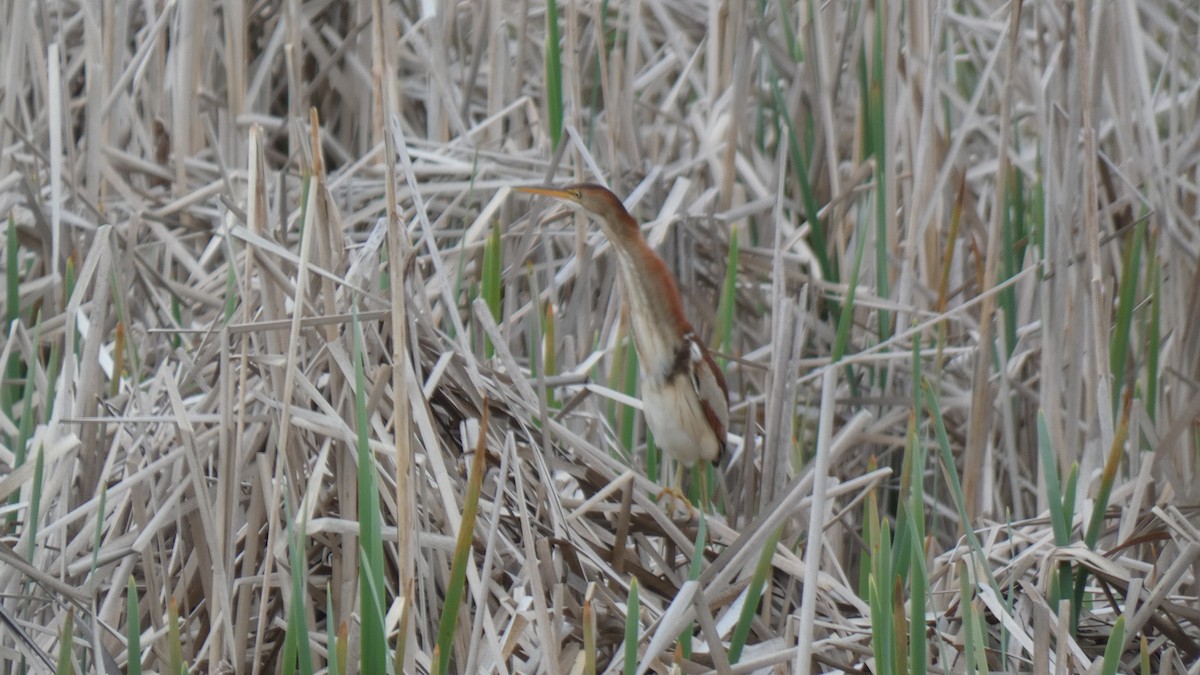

1,0,1198,673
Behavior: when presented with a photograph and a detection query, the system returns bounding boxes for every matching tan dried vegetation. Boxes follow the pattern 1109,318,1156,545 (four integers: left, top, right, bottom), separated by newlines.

0,1,1198,673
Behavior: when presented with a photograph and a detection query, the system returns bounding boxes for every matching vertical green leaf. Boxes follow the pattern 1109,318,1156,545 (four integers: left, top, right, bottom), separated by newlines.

168,598,185,675
959,566,985,675
678,516,708,659
867,497,895,675
544,1,564,149
326,591,338,675
127,577,142,675
1110,221,1144,413
353,306,387,674
1098,616,1127,675
623,578,640,674
729,525,783,662
865,5,890,342
3,215,20,446
768,79,833,282
224,264,238,322
713,226,740,360
435,406,489,675
5,213,17,329
55,608,75,675
907,512,927,673
583,585,597,675
482,223,502,358
1037,413,1070,547
1145,254,1160,422
999,166,1025,358
542,301,558,408
832,210,869,364
282,490,314,675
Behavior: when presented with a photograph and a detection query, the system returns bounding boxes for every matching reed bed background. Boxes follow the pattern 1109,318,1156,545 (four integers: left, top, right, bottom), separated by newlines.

1,0,1198,673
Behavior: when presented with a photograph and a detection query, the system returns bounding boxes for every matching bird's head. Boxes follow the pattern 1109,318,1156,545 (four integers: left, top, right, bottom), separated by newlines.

516,183,639,241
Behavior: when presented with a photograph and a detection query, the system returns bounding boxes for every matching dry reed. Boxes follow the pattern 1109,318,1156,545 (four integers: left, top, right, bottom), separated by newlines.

0,1,1198,673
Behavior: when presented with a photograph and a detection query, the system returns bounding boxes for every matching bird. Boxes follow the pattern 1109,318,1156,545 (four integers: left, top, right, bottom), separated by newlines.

516,183,730,514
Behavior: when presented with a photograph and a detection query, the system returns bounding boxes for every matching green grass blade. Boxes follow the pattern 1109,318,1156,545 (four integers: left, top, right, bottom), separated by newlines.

1145,253,1160,422
921,378,1001,599
858,456,879,599
729,525,782,663
890,423,915,580
14,312,42,522
907,511,927,674
283,491,314,675
585,1,612,146
64,255,78,359
959,565,985,675
168,597,185,675
326,590,338,675
27,445,45,560
4,214,19,418
435,406,490,675
866,490,895,675
864,12,891,343
16,300,40,532
713,225,740,360
482,223,502,358
4,216,20,420
897,401,931,667
110,321,125,397
5,213,17,329
1039,412,1077,626
903,395,928,672
999,166,1024,358
891,579,907,675
623,578,640,674
610,328,640,465
127,577,142,675
544,1,564,149
1069,405,1132,633
832,210,869,364
1062,461,1078,542
679,515,708,659
772,0,802,61
1037,413,1070,547
1110,221,1144,412
1098,616,1126,675
55,608,75,675
1139,635,1150,675
542,301,558,409
89,485,107,581
353,307,388,675
768,79,833,282
338,620,349,675
583,584,597,675
224,264,238,322
1085,407,1128,549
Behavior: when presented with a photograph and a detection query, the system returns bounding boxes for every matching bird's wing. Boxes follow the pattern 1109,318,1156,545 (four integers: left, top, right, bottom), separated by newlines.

688,336,730,450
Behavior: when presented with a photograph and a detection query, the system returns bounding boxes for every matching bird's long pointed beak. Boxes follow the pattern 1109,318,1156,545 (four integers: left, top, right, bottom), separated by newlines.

515,186,575,201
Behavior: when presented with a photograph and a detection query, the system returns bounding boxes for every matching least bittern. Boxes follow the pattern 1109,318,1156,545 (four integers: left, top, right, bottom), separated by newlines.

516,184,729,513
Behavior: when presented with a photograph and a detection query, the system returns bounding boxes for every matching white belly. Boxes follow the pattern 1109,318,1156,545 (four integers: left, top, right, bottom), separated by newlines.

641,378,720,466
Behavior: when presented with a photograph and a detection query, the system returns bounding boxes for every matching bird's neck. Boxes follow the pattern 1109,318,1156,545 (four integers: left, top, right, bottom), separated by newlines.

609,238,693,384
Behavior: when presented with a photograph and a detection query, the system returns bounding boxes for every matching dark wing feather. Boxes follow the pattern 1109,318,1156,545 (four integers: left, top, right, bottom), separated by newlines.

686,335,730,463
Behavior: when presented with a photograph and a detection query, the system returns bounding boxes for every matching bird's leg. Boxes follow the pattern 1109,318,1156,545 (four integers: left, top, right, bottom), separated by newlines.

656,462,695,520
